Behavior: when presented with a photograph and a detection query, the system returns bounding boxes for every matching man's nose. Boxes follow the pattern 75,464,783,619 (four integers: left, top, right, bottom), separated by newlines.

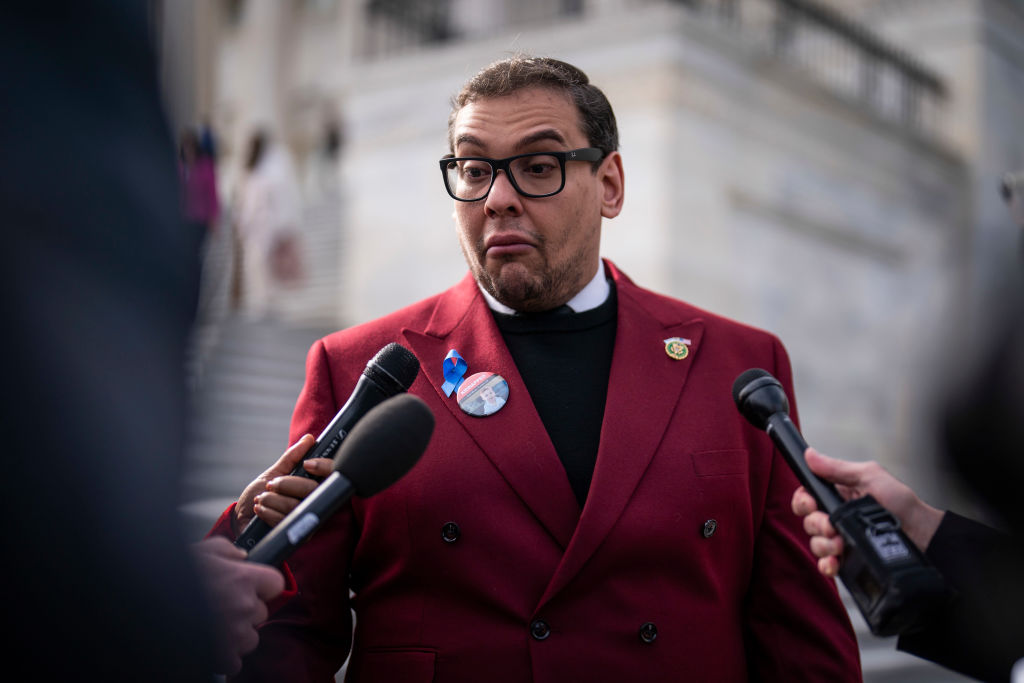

484,170,523,217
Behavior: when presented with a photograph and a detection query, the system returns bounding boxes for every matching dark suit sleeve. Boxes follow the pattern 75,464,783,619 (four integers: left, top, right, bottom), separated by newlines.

231,340,357,682
897,512,1024,682
742,337,863,680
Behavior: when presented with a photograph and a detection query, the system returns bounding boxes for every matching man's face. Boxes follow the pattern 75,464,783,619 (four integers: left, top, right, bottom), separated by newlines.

450,87,624,312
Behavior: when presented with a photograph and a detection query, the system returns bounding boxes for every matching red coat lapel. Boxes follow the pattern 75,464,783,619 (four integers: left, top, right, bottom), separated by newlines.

539,261,706,605
401,273,580,550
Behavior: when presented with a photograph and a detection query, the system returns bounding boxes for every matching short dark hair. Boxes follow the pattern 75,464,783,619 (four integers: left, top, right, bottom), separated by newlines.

448,56,619,164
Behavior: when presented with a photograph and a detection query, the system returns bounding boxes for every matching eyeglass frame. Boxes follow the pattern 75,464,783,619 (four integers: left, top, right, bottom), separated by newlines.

439,147,605,202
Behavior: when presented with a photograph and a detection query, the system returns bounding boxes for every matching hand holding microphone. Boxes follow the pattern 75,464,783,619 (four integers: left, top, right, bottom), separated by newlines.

246,393,435,567
234,342,420,549
791,449,945,578
191,537,284,674
732,369,950,637
232,434,330,536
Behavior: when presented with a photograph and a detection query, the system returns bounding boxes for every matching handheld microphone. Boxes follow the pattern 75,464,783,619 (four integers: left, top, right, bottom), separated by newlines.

235,342,420,550
246,393,435,566
732,368,949,637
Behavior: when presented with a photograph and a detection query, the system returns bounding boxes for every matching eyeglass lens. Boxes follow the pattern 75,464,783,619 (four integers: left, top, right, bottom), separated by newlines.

445,154,562,200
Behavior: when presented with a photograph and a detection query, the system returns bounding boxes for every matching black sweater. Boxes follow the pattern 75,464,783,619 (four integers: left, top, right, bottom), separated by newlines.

493,284,618,507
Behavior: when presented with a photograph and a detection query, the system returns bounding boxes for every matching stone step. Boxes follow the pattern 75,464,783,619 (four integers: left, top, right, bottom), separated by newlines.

182,312,334,528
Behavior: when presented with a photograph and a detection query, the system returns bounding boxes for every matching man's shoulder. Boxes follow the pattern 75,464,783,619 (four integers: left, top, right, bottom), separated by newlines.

319,295,439,354
611,263,783,346
316,278,469,356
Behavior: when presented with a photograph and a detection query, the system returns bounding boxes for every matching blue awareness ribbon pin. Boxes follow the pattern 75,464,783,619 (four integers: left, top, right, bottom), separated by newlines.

441,349,468,397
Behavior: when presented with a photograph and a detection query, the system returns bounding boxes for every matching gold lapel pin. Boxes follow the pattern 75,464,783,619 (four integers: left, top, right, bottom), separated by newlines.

663,337,691,360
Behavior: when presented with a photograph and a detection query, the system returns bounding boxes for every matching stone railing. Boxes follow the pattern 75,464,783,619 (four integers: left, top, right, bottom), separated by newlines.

688,0,946,135
348,0,945,137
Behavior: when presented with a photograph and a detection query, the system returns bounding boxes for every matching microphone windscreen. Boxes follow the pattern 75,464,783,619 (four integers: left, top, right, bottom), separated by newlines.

732,368,791,431
365,343,420,394
333,393,434,497
731,368,772,406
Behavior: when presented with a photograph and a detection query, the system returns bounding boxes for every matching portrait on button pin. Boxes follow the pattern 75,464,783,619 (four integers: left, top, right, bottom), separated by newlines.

456,372,509,417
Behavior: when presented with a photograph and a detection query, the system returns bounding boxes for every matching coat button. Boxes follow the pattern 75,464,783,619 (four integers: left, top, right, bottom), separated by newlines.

639,622,658,644
530,619,551,641
441,521,460,543
702,519,718,538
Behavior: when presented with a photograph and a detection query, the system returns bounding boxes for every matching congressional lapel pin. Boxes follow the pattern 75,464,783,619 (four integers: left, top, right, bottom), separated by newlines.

663,337,691,360
457,372,509,417
441,349,468,397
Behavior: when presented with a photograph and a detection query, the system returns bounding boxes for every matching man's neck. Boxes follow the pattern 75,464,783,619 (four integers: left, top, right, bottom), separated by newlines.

479,263,609,315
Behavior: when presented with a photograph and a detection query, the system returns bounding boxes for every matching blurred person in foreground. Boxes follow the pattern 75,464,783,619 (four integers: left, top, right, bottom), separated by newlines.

0,3,285,679
791,186,1024,681
212,56,861,682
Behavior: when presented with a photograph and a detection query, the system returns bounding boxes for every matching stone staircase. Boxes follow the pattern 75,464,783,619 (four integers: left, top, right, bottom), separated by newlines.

179,185,343,540
180,315,329,540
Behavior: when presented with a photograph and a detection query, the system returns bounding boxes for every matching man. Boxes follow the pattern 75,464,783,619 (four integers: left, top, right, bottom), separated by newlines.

215,56,860,681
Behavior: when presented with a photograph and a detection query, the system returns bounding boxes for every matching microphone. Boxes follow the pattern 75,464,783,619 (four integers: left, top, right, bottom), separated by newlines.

235,342,420,550
246,393,435,567
732,368,949,637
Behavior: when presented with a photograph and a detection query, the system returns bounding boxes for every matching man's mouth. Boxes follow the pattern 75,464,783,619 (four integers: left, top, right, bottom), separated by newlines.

484,233,537,258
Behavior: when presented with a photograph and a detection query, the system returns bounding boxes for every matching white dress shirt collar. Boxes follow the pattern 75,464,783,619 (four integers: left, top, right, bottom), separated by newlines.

478,261,610,315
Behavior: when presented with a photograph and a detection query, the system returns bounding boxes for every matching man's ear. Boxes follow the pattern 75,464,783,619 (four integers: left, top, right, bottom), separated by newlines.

598,151,624,219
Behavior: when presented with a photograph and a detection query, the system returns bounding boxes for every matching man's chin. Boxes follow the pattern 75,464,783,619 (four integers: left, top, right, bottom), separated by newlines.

486,271,543,311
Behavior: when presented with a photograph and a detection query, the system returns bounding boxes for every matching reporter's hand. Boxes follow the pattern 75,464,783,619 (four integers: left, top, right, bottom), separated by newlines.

192,536,284,674
232,434,333,535
791,485,843,578
790,448,945,578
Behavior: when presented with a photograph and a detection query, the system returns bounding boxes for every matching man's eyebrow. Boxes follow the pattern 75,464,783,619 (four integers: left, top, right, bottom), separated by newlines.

454,134,485,150
453,129,569,154
515,129,567,150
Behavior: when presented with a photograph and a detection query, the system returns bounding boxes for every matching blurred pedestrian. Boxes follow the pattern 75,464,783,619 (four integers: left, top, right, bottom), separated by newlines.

180,126,221,253
232,129,304,318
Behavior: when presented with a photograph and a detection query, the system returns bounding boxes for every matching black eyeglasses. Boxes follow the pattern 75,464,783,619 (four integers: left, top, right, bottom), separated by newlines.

439,147,604,202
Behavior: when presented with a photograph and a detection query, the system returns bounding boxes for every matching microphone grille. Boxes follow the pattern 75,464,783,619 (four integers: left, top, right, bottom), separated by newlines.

365,343,420,394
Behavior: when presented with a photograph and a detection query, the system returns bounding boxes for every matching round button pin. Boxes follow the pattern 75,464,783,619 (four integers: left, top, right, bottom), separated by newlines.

456,372,509,417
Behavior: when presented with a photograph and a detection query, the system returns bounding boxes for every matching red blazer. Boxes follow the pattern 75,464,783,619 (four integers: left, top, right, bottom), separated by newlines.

225,260,861,682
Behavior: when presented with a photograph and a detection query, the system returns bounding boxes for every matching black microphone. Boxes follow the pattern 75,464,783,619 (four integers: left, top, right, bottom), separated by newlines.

235,342,420,550
732,368,949,637
246,393,435,566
